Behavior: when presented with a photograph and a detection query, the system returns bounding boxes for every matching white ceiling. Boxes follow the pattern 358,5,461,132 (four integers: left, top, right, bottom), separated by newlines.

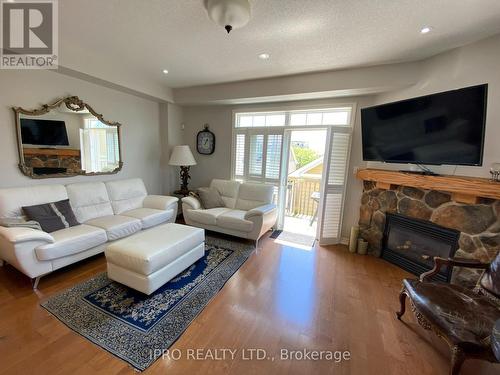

59,0,500,89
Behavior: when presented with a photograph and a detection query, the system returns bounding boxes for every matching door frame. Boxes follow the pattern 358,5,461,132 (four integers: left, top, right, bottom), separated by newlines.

230,103,357,240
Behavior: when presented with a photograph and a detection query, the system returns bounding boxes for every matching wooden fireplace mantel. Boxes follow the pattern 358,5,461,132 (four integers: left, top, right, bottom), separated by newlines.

356,168,500,204
23,148,80,157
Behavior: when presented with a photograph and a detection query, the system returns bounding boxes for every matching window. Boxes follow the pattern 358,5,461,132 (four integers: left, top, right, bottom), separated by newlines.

289,108,351,126
232,106,352,183
80,118,119,173
236,108,351,128
265,134,282,179
236,112,286,127
249,134,264,175
234,134,245,177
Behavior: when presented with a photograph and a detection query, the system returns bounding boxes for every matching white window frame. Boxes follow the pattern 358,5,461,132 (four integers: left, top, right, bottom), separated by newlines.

231,103,355,183
231,103,356,238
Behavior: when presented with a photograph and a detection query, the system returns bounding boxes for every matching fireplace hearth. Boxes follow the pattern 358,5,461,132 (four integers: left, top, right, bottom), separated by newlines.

382,213,460,282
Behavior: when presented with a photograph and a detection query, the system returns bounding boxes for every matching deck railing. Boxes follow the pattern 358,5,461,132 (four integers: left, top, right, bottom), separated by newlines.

286,177,321,217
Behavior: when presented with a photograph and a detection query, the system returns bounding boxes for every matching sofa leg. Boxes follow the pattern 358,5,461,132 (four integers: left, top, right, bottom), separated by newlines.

450,346,466,375
396,287,407,320
32,276,41,289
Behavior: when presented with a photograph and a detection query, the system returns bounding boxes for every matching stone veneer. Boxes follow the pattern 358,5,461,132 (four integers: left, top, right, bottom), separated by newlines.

24,154,82,174
358,181,500,285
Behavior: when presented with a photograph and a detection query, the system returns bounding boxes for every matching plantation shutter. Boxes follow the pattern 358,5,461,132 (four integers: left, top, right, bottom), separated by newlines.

318,129,352,245
249,134,264,176
234,134,245,177
234,128,283,184
265,134,282,179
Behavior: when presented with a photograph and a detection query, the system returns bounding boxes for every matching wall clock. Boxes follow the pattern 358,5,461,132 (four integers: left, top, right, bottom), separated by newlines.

197,124,215,155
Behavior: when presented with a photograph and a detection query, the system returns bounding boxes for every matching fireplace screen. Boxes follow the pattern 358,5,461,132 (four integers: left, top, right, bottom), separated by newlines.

382,213,459,282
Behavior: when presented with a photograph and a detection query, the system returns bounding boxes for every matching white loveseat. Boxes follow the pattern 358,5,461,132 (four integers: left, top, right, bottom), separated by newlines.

182,179,277,243
0,178,178,287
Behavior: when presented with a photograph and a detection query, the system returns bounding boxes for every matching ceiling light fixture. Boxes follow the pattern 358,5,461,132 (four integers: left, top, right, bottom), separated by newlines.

205,0,251,34
420,26,432,34
258,53,270,60
162,69,169,74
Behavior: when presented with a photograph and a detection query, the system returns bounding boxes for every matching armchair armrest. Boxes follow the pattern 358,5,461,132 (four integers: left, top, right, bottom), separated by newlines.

244,204,277,220
181,196,201,210
143,195,178,211
0,226,54,244
420,256,490,282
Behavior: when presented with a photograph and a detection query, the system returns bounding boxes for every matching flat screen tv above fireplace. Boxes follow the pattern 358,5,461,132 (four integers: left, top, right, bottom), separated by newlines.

20,118,70,147
361,84,487,166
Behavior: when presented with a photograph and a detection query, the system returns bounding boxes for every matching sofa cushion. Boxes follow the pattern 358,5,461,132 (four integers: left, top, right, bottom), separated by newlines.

121,208,172,229
0,184,67,219
210,179,240,208
105,178,147,214
85,215,142,241
66,182,113,222
235,183,274,211
217,210,254,232
188,207,231,226
23,199,79,233
35,224,107,261
197,187,225,209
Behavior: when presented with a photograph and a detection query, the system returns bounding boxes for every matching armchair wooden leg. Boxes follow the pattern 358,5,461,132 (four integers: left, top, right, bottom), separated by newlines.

450,346,466,375
396,287,407,320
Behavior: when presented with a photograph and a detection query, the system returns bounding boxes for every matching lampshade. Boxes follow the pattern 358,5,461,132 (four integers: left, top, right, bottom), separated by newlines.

169,145,197,166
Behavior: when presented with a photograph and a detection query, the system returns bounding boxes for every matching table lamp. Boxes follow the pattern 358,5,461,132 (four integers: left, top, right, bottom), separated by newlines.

169,145,197,195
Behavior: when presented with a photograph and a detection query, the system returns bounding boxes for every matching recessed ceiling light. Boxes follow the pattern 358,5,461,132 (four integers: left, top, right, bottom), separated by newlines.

162,69,169,74
258,53,270,60
420,26,432,34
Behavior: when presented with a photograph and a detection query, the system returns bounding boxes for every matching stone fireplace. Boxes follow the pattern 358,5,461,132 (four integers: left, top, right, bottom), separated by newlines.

357,170,500,286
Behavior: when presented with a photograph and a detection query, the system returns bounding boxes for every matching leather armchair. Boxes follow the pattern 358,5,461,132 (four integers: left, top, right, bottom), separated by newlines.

397,253,500,375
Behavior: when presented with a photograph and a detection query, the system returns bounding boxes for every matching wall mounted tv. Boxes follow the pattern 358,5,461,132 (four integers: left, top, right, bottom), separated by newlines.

361,84,487,166
20,119,70,147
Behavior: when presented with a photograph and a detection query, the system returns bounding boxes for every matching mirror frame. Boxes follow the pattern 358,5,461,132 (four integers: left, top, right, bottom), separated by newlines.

13,96,123,179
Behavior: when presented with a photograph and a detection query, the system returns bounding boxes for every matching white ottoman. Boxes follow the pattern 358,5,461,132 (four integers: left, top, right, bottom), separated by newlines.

105,223,205,294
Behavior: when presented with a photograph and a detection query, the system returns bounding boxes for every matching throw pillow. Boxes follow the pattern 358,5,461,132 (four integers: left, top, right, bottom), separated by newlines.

22,199,79,233
197,187,225,209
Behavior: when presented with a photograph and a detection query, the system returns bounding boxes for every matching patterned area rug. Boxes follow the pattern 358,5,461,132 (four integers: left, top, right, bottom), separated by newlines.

41,235,255,371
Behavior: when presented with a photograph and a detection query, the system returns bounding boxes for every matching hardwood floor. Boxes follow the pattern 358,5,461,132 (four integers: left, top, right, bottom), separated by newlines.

0,233,498,375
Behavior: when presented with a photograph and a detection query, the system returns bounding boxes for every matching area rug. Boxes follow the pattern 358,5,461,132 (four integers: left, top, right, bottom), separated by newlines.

41,235,255,371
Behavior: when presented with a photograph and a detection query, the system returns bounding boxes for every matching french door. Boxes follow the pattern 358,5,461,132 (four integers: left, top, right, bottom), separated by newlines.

232,107,354,244
316,128,352,245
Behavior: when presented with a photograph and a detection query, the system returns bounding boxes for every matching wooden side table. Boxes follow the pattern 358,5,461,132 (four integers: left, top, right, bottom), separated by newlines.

172,190,193,219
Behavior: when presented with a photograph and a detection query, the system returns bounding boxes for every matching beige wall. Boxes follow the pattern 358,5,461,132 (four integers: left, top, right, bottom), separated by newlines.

0,69,164,194
182,97,374,240
165,103,185,194
372,34,500,178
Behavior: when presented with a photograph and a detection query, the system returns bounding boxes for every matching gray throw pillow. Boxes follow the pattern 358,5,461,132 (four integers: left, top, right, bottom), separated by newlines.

22,199,79,233
197,187,225,209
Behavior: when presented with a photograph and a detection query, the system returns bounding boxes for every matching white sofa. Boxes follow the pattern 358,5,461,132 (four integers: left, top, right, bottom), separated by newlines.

0,178,178,287
182,179,277,243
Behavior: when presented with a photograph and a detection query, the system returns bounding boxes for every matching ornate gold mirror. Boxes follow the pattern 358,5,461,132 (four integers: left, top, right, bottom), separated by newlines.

13,96,123,178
